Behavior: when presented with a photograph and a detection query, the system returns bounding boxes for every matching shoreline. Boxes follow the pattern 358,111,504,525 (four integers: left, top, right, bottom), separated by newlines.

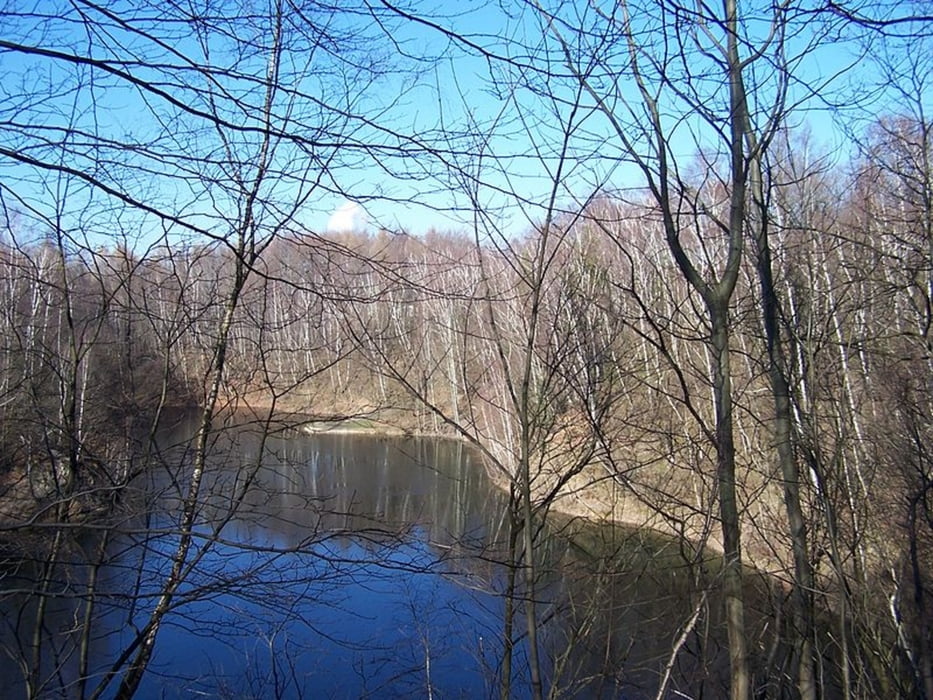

217,394,795,577
291,414,730,561
0,401,765,574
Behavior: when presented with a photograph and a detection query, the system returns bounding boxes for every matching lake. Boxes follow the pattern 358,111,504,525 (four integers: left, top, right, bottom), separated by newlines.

0,417,763,698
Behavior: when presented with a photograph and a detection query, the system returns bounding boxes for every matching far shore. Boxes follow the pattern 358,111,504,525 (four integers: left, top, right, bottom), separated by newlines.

214,397,746,567
208,397,787,574
282,412,731,562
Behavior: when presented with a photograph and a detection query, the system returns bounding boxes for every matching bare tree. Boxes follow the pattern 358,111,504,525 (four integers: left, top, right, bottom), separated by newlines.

530,2,784,695
0,1,438,696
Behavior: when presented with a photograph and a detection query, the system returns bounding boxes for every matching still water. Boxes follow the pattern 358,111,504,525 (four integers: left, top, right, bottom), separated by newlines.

0,419,751,698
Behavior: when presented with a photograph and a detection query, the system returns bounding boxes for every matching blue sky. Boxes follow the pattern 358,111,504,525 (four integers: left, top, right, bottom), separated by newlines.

0,0,926,251
324,0,923,239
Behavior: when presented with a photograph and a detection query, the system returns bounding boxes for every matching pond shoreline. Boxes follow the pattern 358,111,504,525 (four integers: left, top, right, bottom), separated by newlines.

0,400,771,574
289,412,728,560
283,409,803,583
201,395,738,567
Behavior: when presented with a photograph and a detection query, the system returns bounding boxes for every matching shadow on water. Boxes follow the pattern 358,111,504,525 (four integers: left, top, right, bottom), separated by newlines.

0,416,841,698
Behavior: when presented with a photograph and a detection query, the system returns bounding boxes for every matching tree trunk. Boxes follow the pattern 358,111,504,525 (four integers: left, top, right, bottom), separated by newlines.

709,300,750,700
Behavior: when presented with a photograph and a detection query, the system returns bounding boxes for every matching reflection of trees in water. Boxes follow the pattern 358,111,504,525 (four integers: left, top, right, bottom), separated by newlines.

0,426,507,697
534,523,727,697
0,426,808,697
155,427,814,698
180,429,506,548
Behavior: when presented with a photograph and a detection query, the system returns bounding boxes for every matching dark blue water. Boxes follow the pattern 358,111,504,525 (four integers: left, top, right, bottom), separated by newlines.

110,533,508,699
0,423,742,699
2,429,536,698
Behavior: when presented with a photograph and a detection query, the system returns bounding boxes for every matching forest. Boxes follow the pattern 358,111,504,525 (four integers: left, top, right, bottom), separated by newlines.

0,1,930,698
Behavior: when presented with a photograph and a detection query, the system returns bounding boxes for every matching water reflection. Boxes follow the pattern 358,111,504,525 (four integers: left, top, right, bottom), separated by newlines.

0,421,783,698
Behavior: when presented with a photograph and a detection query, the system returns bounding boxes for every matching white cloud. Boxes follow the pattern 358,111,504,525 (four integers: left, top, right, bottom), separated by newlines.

326,200,367,233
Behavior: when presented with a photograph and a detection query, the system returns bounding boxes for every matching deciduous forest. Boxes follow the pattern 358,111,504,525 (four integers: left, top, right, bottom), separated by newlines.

0,1,930,698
